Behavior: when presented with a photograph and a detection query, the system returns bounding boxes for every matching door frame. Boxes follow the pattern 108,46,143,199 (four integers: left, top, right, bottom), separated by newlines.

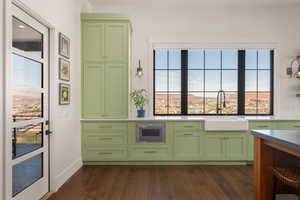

3,0,56,199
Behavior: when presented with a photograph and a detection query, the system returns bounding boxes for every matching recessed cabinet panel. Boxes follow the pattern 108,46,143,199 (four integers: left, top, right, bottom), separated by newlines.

83,23,105,62
83,147,127,161
204,135,224,160
82,64,105,118
174,132,201,160
104,64,128,118
225,135,247,160
105,23,128,63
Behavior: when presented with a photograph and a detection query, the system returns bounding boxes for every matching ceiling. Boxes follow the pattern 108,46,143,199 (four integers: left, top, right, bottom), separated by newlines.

88,0,300,7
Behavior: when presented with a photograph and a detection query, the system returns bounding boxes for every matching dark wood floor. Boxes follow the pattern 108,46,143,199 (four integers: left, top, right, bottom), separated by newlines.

50,165,254,200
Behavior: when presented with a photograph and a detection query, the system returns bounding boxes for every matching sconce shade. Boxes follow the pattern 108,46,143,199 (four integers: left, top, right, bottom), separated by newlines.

136,60,143,77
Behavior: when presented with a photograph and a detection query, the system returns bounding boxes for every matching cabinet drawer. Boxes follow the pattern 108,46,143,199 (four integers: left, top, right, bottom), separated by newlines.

277,121,300,130
83,134,126,147
128,146,171,160
249,121,274,130
83,147,127,161
170,122,203,131
82,122,127,133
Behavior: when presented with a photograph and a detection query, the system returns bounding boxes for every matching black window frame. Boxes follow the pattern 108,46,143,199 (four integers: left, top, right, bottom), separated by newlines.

153,49,274,116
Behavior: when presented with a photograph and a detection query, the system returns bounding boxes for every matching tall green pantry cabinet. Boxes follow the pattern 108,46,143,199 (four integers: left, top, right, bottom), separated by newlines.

81,14,131,118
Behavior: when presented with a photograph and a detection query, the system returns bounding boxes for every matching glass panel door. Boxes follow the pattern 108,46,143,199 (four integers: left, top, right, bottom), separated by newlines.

6,4,49,200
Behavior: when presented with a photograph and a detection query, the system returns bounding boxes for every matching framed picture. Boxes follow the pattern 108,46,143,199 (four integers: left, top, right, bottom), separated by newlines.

59,58,70,81
59,33,70,58
59,83,70,105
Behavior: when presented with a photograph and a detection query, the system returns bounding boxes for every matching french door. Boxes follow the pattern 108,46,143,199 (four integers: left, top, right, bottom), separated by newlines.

5,4,49,200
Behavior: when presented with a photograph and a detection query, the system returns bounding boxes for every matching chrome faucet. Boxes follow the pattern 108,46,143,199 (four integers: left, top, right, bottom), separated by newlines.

216,90,226,114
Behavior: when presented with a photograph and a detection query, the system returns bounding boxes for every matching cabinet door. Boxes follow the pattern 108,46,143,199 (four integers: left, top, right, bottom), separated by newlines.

82,22,105,62
174,131,201,160
247,133,254,160
105,23,128,63
225,135,247,161
248,121,275,161
204,135,224,160
82,64,105,118
104,64,128,118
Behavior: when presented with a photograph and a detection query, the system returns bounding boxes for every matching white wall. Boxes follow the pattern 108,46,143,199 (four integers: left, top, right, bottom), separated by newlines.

89,2,300,118
1,0,83,196
1,0,4,199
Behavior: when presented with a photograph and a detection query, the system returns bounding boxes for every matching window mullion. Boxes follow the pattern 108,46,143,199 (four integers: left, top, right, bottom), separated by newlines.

237,50,245,115
181,50,188,115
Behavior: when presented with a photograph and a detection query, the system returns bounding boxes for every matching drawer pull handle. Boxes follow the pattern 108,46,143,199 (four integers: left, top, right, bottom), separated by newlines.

293,126,300,128
184,134,193,136
183,126,193,128
257,125,269,128
98,126,113,128
97,152,112,155
99,138,112,140
144,151,156,154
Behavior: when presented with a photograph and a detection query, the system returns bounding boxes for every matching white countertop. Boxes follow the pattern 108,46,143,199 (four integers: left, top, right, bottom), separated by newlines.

81,115,300,121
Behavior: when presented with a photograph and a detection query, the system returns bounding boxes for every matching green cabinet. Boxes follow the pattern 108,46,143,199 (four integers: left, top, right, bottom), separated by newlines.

276,121,300,130
204,133,247,161
247,121,276,161
81,14,131,119
171,122,203,160
174,131,202,160
204,135,224,160
81,122,128,161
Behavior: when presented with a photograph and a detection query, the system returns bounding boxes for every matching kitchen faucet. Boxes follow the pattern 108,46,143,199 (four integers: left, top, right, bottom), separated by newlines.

216,90,226,114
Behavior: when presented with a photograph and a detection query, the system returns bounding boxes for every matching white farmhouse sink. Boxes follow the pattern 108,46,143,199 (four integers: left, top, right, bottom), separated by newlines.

204,117,248,131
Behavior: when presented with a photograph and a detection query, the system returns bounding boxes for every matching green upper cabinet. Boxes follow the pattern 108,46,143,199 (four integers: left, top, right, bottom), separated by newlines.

104,64,128,118
82,64,105,117
81,14,131,119
105,23,128,63
82,22,105,62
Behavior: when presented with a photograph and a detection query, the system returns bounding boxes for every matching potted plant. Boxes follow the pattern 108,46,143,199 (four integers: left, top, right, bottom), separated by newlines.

130,89,148,117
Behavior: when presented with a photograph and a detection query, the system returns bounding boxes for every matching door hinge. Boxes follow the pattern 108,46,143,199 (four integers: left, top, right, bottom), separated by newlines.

46,120,50,125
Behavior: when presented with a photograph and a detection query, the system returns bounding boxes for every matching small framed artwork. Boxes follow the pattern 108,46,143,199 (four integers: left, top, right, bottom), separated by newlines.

59,83,70,105
59,33,70,59
59,58,70,81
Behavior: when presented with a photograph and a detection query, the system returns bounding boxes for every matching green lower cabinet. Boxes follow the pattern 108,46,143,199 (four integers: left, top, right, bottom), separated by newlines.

204,133,247,161
204,135,224,160
276,121,300,130
247,134,254,161
225,135,247,160
247,121,276,161
128,145,172,161
173,131,202,160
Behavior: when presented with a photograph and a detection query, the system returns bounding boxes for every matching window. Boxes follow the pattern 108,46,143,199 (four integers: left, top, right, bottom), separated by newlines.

153,49,274,115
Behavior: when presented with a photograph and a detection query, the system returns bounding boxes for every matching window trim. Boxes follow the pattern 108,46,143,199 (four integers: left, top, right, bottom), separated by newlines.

153,49,274,116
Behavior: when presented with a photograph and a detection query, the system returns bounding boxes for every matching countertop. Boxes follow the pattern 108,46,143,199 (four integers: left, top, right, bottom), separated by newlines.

81,116,300,121
251,130,300,152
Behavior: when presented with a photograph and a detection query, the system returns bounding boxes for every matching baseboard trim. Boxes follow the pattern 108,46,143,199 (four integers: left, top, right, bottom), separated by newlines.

41,192,54,200
83,161,248,166
54,158,82,191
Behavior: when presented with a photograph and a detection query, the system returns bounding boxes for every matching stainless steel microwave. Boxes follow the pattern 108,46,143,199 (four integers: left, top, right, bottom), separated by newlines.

136,122,165,143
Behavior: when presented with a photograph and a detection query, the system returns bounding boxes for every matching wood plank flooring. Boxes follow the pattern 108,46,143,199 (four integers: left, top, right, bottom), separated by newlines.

49,165,254,200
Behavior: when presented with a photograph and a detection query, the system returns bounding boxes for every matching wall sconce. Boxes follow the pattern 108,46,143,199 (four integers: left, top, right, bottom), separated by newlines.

136,60,144,77
287,55,300,79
